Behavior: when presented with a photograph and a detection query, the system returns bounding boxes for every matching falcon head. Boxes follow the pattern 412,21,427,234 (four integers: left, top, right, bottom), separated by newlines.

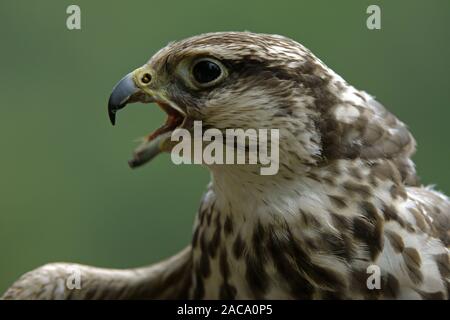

108,32,415,180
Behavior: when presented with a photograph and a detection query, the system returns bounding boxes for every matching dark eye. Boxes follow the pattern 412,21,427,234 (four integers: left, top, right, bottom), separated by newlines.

141,73,152,84
192,60,222,84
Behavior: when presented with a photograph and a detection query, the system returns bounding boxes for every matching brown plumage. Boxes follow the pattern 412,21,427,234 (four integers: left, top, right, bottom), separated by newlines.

3,32,449,300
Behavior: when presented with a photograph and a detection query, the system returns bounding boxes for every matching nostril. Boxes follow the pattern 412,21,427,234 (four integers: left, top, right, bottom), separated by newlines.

141,73,152,84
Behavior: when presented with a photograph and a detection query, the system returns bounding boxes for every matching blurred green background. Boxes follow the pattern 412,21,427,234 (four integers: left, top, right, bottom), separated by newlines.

0,0,449,293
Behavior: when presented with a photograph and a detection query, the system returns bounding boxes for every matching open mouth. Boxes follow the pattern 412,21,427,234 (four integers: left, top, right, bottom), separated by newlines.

147,102,185,142
107,71,187,168
128,101,187,168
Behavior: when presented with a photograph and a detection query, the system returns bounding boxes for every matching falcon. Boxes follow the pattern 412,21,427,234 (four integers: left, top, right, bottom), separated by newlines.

3,32,449,300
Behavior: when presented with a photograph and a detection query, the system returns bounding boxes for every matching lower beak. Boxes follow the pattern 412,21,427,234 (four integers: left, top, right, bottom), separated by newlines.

108,72,153,125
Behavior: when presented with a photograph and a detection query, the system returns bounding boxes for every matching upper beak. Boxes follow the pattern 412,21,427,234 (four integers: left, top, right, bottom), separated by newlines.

108,71,153,125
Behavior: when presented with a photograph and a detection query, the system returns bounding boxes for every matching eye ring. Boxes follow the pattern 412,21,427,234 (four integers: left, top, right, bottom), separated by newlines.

141,73,152,84
190,58,226,88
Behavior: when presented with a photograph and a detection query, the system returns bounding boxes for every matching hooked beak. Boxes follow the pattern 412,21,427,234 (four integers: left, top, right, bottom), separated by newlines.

108,69,187,168
108,72,154,125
